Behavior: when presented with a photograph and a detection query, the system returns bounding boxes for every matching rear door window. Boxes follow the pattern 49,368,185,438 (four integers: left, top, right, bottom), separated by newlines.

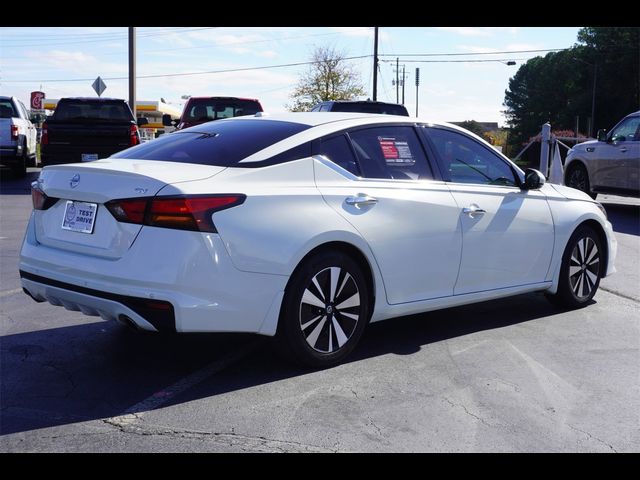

347,126,433,180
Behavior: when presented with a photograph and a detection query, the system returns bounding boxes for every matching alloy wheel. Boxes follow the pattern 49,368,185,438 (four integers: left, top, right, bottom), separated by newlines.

569,237,600,299
299,266,361,354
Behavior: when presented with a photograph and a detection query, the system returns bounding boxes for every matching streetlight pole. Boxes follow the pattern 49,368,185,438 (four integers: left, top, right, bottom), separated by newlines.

128,27,136,119
372,27,379,101
590,62,597,137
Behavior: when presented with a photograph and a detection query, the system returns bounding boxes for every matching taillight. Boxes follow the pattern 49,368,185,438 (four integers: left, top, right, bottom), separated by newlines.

105,195,245,233
11,125,19,140
105,198,147,223
41,124,48,145
31,181,57,210
129,124,140,146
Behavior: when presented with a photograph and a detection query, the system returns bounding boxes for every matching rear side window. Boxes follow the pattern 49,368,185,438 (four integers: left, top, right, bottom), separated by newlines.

184,99,262,122
54,100,134,122
315,134,360,175
0,99,17,118
112,119,310,166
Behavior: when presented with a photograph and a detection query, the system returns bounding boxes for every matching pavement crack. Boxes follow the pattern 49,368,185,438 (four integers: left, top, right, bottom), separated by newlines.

568,424,618,452
101,416,338,452
444,397,492,427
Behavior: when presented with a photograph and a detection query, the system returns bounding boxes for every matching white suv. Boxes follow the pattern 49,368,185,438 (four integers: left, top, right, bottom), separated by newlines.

0,96,38,177
564,111,640,199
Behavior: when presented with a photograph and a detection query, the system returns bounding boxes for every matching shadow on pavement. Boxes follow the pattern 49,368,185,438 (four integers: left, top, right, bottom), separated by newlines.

1,291,566,436
601,202,639,236
0,168,40,195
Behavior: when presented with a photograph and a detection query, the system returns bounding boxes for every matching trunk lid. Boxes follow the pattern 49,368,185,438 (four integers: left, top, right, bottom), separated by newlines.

34,159,225,258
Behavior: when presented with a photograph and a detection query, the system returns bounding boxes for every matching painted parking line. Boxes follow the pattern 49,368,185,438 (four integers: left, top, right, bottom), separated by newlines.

105,339,263,427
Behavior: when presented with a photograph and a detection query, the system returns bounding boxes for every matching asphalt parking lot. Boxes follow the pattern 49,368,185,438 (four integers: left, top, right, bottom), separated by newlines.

1,168,638,452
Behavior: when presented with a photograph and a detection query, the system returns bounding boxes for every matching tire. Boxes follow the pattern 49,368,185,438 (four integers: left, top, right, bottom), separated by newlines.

276,251,371,368
546,225,603,309
11,151,27,178
565,163,597,199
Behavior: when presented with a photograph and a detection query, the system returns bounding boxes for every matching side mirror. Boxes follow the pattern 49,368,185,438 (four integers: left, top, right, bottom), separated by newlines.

523,168,545,190
162,114,174,127
137,117,148,126
597,129,608,142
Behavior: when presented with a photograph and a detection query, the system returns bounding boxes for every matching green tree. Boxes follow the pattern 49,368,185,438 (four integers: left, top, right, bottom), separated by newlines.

457,120,486,137
288,46,366,112
503,27,639,149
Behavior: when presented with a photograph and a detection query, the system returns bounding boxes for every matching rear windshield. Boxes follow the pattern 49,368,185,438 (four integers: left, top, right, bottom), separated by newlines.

0,99,17,118
111,119,310,166
184,98,262,122
53,100,134,122
331,103,409,116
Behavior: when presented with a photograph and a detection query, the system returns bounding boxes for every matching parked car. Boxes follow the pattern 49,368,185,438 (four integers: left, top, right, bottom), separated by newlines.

167,96,263,130
0,96,38,177
40,97,146,166
20,113,616,367
565,110,640,198
311,100,409,116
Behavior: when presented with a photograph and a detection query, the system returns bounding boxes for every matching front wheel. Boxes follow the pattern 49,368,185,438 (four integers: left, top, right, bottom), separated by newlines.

565,163,597,199
546,225,603,308
277,251,371,368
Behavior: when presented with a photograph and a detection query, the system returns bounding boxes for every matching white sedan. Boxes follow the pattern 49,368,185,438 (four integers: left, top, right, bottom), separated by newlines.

20,113,617,367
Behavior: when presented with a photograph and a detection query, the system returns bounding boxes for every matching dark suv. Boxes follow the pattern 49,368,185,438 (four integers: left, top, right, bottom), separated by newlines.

171,97,263,130
311,100,409,116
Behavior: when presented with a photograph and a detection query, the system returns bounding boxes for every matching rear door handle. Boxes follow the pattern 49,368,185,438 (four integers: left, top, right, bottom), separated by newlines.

345,194,378,207
462,205,486,217
619,147,628,153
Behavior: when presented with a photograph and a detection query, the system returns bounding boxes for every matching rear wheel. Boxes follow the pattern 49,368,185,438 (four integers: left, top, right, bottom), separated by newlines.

565,163,597,199
277,251,371,368
11,150,27,178
546,225,603,308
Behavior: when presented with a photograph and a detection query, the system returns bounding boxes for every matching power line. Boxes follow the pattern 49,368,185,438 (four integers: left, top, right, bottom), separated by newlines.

378,48,571,57
2,55,372,83
381,58,528,64
0,27,219,48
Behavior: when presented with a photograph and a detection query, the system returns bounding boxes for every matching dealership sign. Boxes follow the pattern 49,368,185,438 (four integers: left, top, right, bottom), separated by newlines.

31,91,45,112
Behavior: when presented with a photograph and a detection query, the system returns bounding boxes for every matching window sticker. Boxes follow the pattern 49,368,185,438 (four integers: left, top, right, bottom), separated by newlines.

378,136,415,165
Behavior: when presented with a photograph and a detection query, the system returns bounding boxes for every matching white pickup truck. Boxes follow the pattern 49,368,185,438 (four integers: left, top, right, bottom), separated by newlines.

0,96,38,177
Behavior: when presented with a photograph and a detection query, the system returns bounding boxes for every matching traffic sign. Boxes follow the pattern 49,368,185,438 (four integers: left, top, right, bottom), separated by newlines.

92,77,107,97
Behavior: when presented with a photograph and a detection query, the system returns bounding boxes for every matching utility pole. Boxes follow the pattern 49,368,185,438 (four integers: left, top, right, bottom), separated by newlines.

372,27,379,101
401,64,406,104
128,27,136,119
395,57,399,103
590,63,597,137
415,67,420,117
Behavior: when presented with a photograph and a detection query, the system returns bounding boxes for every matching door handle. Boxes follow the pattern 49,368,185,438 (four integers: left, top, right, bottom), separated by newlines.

462,205,486,217
619,147,628,153
345,194,378,207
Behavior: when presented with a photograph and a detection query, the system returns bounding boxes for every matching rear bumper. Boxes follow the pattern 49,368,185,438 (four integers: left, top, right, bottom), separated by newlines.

20,270,176,332
19,215,288,335
0,145,20,163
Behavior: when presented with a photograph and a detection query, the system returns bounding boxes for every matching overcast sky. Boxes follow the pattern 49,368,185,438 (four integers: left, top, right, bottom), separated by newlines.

0,26,582,125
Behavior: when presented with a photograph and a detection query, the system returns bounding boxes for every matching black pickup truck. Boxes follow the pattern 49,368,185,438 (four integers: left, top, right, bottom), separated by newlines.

41,97,146,166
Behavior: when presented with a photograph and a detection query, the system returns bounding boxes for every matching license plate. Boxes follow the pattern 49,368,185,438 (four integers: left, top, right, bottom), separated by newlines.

81,153,99,162
61,201,98,234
